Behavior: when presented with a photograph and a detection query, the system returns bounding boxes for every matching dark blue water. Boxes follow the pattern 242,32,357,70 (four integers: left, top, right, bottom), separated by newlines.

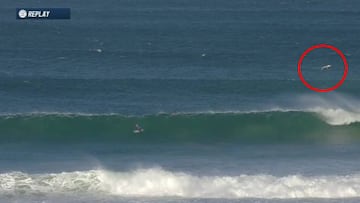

1,0,360,114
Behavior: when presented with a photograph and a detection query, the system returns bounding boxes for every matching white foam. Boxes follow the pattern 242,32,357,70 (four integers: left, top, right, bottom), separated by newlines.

168,108,360,126
311,107,360,125
295,93,360,125
1,168,360,199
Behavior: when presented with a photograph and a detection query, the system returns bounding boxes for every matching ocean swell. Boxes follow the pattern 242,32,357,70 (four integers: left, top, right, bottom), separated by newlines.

0,110,359,143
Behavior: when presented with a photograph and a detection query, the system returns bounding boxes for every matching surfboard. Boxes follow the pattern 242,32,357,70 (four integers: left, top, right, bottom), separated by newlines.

133,129,144,134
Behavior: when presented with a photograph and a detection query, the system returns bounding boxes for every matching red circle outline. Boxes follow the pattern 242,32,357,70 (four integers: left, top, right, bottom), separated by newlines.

297,44,348,92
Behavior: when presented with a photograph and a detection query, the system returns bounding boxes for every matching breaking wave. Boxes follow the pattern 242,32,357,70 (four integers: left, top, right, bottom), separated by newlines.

0,109,359,143
1,168,360,199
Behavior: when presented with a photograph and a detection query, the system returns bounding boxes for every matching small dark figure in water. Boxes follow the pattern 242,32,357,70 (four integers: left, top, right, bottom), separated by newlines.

134,123,144,134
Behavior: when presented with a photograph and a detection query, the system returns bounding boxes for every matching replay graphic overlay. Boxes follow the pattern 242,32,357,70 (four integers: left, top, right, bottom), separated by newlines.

16,8,71,19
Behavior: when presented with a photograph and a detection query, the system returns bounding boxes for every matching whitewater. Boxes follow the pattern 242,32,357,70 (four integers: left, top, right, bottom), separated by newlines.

1,168,360,199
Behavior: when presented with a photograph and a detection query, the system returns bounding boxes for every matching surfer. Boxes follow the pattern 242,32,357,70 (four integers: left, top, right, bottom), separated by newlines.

321,64,331,71
134,123,144,134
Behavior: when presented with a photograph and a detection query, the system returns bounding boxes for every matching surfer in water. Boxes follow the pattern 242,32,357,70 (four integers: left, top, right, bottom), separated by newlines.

134,123,144,134
321,64,331,71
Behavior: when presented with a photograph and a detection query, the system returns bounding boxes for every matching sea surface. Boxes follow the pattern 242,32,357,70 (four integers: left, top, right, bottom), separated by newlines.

0,0,360,202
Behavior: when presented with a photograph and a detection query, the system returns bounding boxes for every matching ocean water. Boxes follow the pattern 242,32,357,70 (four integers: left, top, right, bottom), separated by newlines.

0,0,360,202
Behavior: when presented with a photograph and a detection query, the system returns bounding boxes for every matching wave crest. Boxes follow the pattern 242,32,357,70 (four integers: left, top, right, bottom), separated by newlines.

312,108,360,126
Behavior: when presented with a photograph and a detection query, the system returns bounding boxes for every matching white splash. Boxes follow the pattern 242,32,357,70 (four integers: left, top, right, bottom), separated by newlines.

295,93,360,125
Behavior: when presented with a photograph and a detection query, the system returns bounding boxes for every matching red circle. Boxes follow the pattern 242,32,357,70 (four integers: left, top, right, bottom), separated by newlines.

297,44,348,92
